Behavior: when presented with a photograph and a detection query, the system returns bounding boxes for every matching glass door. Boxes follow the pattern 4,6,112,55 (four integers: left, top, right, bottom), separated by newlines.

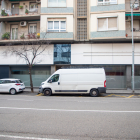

29,24,37,33
11,25,18,40
11,3,19,15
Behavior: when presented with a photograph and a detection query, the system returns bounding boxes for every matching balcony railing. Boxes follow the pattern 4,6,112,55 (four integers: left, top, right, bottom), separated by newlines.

126,27,140,38
0,32,40,41
0,7,41,17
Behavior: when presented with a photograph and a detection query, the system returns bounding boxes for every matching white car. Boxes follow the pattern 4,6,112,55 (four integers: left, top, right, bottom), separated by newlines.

0,78,25,95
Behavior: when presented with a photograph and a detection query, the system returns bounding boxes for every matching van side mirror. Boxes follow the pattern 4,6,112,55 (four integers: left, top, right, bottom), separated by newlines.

48,79,52,83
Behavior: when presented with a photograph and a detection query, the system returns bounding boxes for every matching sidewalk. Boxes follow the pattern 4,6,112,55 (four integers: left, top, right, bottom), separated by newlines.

24,88,140,95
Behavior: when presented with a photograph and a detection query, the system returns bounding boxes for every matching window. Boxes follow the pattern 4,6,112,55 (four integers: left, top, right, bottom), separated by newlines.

132,20,140,32
29,24,37,33
48,0,66,7
54,52,57,57
98,17,117,31
48,21,66,32
54,44,71,64
98,0,117,5
49,74,59,82
11,25,18,40
61,52,70,57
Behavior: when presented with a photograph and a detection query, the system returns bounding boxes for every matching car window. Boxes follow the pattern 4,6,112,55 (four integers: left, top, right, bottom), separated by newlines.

5,80,12,83
0,80,3,84
49,74,59,82
1,80,7,84
18,80,22,83
11,81,16,83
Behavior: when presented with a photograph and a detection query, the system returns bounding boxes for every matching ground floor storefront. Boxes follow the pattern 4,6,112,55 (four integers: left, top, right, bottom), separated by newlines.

0,64,140,89
0,43,140,89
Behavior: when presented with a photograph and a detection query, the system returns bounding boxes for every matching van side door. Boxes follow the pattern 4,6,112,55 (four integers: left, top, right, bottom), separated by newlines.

48,74,60,93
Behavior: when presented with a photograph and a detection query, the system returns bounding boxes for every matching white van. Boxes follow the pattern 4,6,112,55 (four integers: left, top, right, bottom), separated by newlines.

39,68,106,97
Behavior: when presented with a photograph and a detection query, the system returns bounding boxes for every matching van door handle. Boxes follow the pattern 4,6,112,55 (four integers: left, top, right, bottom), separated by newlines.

58,82,60,85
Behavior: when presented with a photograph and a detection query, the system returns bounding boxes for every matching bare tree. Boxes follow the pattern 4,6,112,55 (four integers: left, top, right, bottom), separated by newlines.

3,34,51,93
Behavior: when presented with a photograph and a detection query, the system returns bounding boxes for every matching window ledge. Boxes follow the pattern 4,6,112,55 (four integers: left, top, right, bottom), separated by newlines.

97,30,118,32
47,7,67,8
47,32,68,33
97,4,118,6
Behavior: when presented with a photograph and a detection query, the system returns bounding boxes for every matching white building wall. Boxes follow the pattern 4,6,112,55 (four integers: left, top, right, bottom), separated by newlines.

0,45,54,65
71,43,140,65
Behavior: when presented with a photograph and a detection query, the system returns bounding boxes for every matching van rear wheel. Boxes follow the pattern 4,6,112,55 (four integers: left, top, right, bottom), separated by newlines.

90,89,99,97
44,89,52,96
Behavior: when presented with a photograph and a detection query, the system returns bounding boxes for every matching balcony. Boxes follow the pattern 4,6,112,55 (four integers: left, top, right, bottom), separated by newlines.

0,32,40,42
126,2,140,12
0,2,41,22
126,15,140,39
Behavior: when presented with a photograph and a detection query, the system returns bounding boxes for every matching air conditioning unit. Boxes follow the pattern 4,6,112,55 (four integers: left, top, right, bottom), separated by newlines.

20,21,27,26
36,0,41,3
126,16,131,21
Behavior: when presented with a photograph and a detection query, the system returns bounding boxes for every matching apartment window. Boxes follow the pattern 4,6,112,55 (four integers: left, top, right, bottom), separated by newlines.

98,0,117,5
48,0,66,7
133,20,140,31
48,21,66,32
98,17,117,31
29,24,37,33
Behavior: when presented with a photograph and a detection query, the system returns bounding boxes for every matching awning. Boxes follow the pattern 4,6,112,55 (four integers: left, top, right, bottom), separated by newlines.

126,13,140,16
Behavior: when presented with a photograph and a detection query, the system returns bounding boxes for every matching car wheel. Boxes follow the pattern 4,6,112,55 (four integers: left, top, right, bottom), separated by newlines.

10,88,16,95
90,89,99,97
44,89,52,96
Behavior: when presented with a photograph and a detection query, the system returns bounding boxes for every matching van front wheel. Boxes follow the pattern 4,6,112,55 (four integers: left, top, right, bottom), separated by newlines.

90,89,99,97
44,89,52,96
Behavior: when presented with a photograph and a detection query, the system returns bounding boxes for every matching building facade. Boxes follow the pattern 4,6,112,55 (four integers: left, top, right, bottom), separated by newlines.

0,0,140,89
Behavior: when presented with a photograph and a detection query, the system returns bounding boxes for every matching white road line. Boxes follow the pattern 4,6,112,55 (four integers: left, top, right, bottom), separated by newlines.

0,134,63,140
7,99,33,101
0,107,140,113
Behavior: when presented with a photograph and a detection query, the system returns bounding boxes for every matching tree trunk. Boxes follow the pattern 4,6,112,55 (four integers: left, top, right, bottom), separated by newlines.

29,66,34,93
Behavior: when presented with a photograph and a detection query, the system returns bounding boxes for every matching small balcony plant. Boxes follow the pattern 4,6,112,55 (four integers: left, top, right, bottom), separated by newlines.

2,32,10,40
30,5,34,8
20,33,25,39
37,33,40,39
25,9,29,15
26,33,36,39
19,6,23,9
1,10,8,16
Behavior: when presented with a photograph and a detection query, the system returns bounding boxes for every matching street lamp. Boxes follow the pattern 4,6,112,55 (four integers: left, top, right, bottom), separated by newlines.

131,0,136,93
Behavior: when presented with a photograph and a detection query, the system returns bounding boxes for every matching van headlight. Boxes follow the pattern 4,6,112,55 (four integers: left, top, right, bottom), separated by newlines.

41,82,44,86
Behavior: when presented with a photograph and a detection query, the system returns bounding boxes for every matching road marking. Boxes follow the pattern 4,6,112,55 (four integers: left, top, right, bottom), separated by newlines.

7,99,33,101
127,95,134,98
36,93,44,96
0,107,140,113
0,134,63,140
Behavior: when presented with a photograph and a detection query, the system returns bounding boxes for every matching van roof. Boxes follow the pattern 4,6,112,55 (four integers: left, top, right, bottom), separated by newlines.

55,68,105,74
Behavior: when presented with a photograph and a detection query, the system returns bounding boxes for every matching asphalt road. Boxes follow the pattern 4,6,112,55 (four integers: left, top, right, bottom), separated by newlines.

0,93,140,140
